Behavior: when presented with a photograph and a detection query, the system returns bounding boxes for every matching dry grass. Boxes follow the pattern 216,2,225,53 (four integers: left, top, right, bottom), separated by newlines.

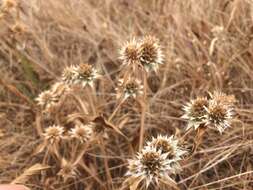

0,0,253,189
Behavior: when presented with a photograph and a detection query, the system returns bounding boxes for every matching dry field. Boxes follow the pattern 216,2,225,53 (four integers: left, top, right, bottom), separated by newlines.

0,0,253,189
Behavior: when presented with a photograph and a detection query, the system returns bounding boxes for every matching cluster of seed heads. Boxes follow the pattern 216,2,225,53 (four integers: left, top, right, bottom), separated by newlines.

36,63,98,113
120,36,163,72
62,63,99,87
35,35,238,189
182,91,236,133
43,123,95,145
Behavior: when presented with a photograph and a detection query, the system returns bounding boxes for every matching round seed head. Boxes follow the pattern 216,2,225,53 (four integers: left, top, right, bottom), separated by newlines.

75,63,98,87
147,135,187,163
36,82,69,112
117,78,143,100
139,36,163,72
61,65,79,85
35,90,58,111
182,97,209,130
58,159,78,181
44,125,64,144
206,100,234,133
126,146,173,188
70,124,92,143
120,38,140,65
210,91,236,106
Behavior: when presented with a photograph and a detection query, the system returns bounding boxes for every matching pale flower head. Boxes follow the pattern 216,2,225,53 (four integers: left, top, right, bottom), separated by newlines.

70,124,92,143
120,38,140,65
205,100,234,133
61,65,79,85
147,135,186,161
58,159,78,182
35,82,69,112
126,146,174,188
209,91,236,106
36,90,58,111
182,97,209,130
116,78,143,100
139,36,163,72
44,125,64,144
75,63,99,87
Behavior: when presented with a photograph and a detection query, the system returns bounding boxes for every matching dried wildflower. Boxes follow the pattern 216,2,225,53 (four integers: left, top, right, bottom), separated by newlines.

58,159,78,181
120,38,140,65
147,135,186,161
126,146,174,188
182,97,209,130
61,65,79,85
209,91,236,106
35,82,69,112
36,90,58,111
44,125,64,144
205,100,234,133
75,63,99,87
116,78,143,100
139,36,163,72
70,124,92,143
147,135,187,173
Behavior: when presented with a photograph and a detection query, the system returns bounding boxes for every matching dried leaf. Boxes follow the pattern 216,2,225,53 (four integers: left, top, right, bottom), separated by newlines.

93,115,127,138
11,164,50,184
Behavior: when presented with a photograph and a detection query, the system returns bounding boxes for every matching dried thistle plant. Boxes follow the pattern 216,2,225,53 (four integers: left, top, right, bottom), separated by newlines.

146,135,187,172
183,92,236,134
75,63,99,87
139,36,163,72
70,124,92,143
209,91,236,106
125,146,178,189
57,159,78,182
182,97,209,130
116,78,143,100
35,82,69,112
205,100,234,134
61,65,79,86
120,38,140,65
43,125,64,144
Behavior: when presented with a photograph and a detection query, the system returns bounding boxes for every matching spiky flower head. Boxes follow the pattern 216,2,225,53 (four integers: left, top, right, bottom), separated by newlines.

58,159,78,182
126,146,173,188
205,100,234,133
36,90,58,111
35,82,69,112
182,97,209,130
70,124,92,143
44,125,64,144
61,65,79,86
116,78,143,100
120,38,140,65
209,91,236,106
147,135,186,161
139,36,163,72
75,63,99,87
